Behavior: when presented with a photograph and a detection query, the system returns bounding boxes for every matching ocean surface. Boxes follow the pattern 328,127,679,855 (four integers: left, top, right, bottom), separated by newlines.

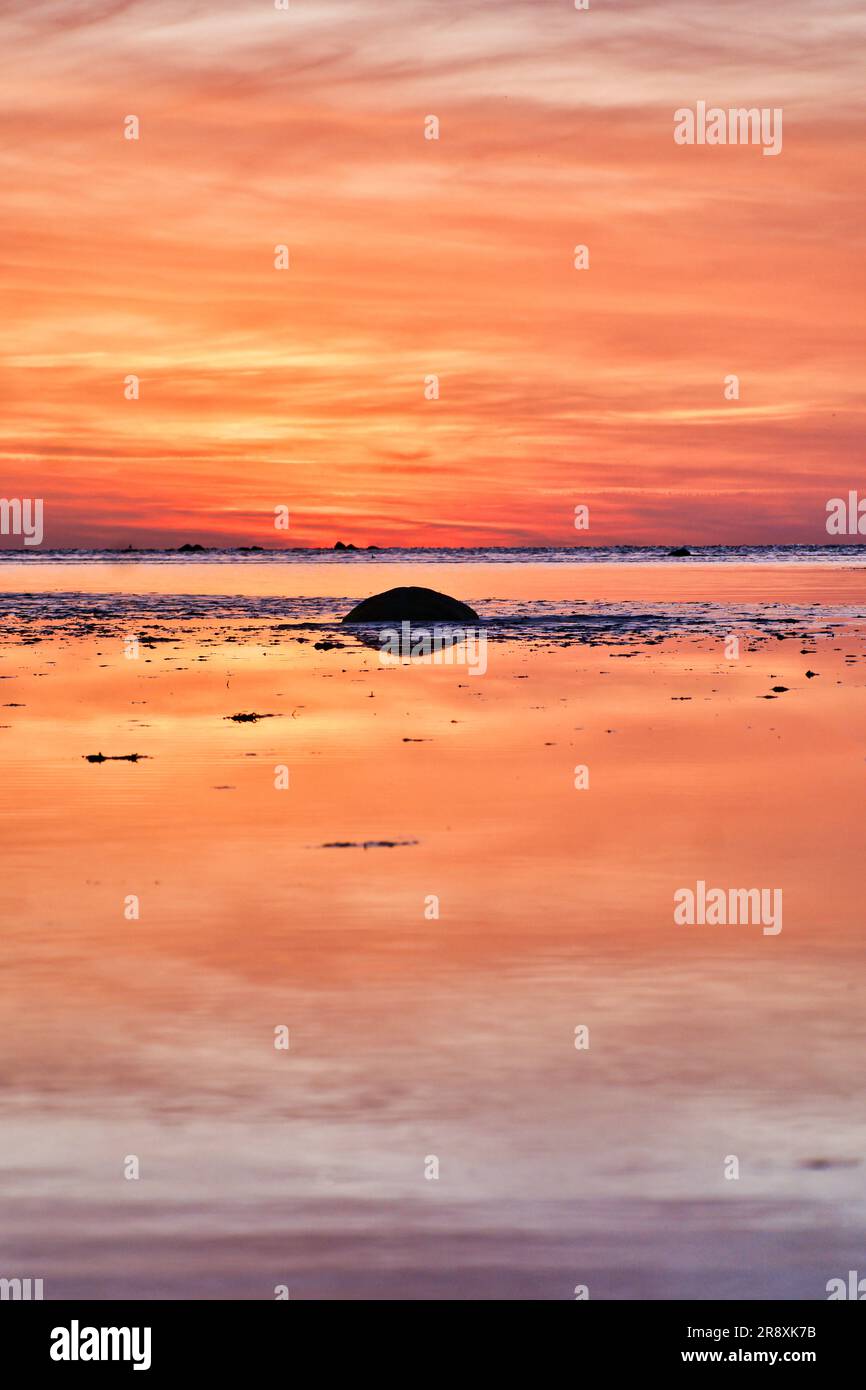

2,544,865,564
1,554,864,1299
0,548,863,642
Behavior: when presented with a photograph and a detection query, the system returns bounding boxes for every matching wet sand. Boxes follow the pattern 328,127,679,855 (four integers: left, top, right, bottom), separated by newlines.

1,561,864,1298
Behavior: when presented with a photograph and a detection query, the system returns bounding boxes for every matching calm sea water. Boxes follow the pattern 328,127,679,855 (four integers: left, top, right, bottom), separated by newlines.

1,557,864,1299
2,544,865,564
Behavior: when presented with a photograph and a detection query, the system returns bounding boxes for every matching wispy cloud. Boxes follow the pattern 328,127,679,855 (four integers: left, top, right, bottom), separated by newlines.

1,0,864,545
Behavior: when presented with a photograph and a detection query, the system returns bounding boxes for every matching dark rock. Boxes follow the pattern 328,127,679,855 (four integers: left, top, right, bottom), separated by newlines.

366,544,380,550
668,546,691,557
805,670,819,678
318,839,419,850
342,586,479,625
178,543,206,552
333,541,357,551
84,752,147,763
224,712,277,723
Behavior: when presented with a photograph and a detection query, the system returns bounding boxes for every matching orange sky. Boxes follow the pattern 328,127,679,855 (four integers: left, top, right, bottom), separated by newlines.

1,0,864,548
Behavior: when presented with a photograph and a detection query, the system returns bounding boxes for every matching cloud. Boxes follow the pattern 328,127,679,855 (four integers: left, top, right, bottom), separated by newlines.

0,0,863,543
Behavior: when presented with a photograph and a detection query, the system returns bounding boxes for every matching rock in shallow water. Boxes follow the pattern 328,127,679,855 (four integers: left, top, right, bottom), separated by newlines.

342,586,480,624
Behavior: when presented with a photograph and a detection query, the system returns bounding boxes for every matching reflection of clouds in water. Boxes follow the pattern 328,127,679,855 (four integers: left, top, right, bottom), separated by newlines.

3,945,865,1298
2,562,865,1298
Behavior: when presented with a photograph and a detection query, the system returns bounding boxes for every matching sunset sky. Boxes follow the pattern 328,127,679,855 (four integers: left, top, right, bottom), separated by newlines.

1,0,864,548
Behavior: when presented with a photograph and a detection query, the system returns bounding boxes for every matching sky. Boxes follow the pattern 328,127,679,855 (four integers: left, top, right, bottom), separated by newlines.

1,0,864,548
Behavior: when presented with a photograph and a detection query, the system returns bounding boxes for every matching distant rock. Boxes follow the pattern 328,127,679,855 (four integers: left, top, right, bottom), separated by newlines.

317,839,419,850
178,543,206,553
334,540,358,551
224,712,278,723
83,752,147,763
668,546,691,557
342,586,480,625
366,544,380,551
